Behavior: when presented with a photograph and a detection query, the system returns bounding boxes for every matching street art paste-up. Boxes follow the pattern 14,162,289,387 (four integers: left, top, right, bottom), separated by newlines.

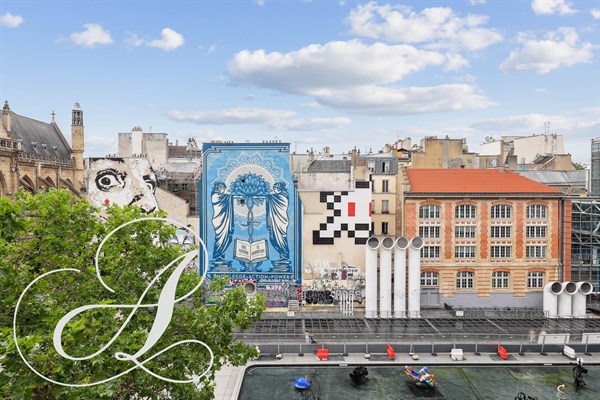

312,182,372,245
87,157,159,214
200,143,301,286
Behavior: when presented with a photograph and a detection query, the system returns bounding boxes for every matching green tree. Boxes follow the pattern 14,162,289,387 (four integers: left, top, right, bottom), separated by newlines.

0,189,264,399
572,162,585,170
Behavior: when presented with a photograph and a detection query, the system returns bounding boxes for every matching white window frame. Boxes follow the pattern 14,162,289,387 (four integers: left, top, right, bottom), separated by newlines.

528,271,544,288
382,180,389,193
492,271,510,288
456,271,474,289
491,245,511,258
455,245,476,259
526,245,547,259
491,204,512,219
419,226,440,239
455,204,476,219
421,246,440,258
526,225,547,238
527,205,547,219
421,272,438,287
419,205,440,219
491,226,512,238
455,225,476,239
381,199,389,213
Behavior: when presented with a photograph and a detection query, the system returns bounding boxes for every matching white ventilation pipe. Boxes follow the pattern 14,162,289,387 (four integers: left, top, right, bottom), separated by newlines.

408,236,424,318
572,281,593,318
394,237,409,318
365,237,380,319
557,281,577,317
379,236,394,319
543,281,562,318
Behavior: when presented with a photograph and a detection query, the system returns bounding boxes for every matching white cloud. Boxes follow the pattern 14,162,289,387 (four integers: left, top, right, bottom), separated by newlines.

228,40,491,115
531,0,576,16
229,40,452,93
69,23,113,47
253,0,265,6
470,0,486,5
268,117,351,131
166,107,296,124
206,44,217,54
0,12,24,28
346,3,502,51
148,28,184,51
301,101,323,109
499,27,593,73
534,88,550,94
313,84,495,115
125,33,144,48
592,9,600,19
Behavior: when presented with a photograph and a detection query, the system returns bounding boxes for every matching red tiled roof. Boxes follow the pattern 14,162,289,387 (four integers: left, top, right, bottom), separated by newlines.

406,169,562,194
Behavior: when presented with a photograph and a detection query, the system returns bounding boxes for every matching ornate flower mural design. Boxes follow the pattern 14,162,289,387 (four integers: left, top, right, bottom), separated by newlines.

230,173,271,208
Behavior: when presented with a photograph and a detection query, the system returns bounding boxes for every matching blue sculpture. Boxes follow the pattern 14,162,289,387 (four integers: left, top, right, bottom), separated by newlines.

294,377,311,389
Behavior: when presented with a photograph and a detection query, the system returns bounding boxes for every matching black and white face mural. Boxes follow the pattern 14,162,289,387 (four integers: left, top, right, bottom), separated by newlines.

87,158,158,214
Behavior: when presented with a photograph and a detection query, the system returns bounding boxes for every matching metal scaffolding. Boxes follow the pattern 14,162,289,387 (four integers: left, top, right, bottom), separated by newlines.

571,198,600,292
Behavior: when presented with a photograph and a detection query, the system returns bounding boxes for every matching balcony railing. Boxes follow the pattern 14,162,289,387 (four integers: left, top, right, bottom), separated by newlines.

0,138,20,151
17,152,75,167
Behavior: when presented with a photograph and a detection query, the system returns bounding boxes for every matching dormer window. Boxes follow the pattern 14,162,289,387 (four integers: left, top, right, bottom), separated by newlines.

31,142,37,148
53,146,58,152
41,144,47,150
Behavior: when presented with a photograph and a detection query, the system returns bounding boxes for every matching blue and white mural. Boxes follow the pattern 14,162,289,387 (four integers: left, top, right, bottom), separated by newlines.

200,143,301,285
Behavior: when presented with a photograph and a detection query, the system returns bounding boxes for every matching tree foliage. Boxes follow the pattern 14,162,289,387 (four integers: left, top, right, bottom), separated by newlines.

0,189,264,399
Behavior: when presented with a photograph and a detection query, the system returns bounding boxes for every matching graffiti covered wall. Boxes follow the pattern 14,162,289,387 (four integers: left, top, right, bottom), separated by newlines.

200,143,301,285
87,157,159,214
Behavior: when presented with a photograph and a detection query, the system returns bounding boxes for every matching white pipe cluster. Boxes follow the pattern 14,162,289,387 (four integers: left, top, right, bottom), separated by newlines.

543,281,593,318
364,236,422,319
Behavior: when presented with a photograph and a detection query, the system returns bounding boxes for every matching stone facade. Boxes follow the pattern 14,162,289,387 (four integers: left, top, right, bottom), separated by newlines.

0,101,83,198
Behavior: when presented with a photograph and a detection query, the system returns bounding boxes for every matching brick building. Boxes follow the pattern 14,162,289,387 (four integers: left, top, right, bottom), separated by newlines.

403,168,565,308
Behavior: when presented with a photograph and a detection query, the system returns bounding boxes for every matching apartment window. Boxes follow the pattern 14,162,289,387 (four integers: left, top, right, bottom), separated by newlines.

421,246,440,258
371,201,375,213
382,222,389,235
491,205,512,219
527,205,547,219
419,226,440,239
491,245,511,258
491,226,511,238
421,272,438,287
455,245,476,258
181,183,188,191
526,226,547,238
455,225,476,238
526,245,547,259
456,271,474,289
382,200,389,213
455,204,476,219
382,180,389,193
419,205,440,219
528,271,544,288
492,271,510,288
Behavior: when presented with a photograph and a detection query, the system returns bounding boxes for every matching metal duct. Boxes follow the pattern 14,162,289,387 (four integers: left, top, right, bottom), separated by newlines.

365,237,380,319
557,281,577,317
572,281,593,317
394,237,409,318
408,236,424,318
543,281,562,318
379,236,394,319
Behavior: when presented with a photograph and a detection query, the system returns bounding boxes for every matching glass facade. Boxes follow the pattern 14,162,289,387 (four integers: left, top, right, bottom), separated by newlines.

592,139,600,196
571,198,600,292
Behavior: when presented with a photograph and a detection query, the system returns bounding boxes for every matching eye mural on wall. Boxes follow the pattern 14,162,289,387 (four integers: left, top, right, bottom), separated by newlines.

87,158,159,214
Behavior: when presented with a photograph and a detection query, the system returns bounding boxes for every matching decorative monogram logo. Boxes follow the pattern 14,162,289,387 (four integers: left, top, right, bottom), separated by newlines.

12,217,214,387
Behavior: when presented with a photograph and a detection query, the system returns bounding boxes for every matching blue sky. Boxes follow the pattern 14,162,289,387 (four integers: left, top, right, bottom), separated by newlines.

1,0,598,164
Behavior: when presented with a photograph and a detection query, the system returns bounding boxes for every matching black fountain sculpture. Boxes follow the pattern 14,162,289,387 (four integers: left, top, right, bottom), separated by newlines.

514,392,538,400
349,366,369,385
572,358,588,391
